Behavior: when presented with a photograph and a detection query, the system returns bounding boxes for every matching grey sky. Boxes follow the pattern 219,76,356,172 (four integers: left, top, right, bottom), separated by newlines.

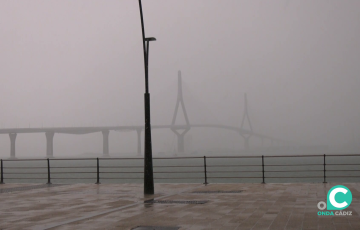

1,0,359,157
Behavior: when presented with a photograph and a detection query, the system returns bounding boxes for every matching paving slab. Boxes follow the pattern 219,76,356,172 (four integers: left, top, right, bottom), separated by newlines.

0,183,359,229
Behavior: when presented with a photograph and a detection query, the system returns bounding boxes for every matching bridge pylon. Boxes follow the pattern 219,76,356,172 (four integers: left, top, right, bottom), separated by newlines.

240,93,253,151
170,71,190,154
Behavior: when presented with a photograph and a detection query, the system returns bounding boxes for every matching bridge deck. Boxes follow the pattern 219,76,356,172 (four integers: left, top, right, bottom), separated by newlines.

0,183,359,229
0,125,275,140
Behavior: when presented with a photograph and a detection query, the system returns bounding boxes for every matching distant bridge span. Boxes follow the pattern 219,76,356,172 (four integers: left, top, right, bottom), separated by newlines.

0,72,290,158
0,124,270,138
0,124,286,158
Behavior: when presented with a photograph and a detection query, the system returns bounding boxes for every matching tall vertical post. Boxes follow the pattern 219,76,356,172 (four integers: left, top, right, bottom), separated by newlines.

96,157,100,184
203,156,208,185
139,0,155,194
47,158,51,184
323,154,326,183
0,159,4,184
9,133,17,159
143,93,154,194
261,155,265,184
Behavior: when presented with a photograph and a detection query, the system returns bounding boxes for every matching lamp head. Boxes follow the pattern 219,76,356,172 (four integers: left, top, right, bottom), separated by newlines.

145,37,156,41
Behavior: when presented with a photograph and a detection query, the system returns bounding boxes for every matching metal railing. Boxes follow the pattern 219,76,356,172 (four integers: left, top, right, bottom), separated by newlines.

0,154,359,184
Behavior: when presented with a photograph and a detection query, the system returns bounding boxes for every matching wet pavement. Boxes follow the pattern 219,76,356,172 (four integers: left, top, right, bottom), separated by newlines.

0,183,359,230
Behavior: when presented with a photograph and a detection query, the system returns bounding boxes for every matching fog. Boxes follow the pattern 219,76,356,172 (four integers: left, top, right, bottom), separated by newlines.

1,0,359,158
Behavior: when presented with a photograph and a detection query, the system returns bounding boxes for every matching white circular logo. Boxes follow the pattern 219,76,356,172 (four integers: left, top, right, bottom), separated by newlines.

329,187,348,208
317,201,326,210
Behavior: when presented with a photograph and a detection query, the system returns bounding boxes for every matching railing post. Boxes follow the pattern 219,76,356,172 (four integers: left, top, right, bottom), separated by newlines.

323,154,327,183
203,156,208,185
261,155,265,184
96,157,100,184
47,158,51,184
1,159,4,184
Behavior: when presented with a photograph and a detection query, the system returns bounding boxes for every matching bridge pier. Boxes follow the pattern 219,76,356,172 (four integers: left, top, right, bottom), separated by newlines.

45,132,54,158
102,130,110,157
176,132,185,153
171,128,190,153
9,133,17,159
136,129,142,156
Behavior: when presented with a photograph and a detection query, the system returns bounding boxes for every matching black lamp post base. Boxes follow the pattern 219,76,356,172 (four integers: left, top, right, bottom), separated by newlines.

144,93,154,195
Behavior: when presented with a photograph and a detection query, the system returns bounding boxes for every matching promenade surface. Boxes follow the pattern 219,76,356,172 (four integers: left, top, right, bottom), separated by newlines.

0,183,359,230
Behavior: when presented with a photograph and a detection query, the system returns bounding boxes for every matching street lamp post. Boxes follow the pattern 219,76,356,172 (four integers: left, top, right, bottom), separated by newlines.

138,0,155,195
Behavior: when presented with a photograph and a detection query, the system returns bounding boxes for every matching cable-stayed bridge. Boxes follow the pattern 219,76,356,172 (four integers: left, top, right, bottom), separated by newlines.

0,71,294,158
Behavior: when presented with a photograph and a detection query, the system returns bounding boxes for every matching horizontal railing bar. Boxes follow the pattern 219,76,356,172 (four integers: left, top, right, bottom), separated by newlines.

207,165,261,167
208,176,262,179
100,172,143,174
154,171,202,173
205,156,261,159
265,170,323,172
266,176,323,178
100,172,204,174
154,165,203,168
49,178,96,179
326,164,360,166
265,164,323,166
326,176,360,178
4,178,47,179
207,171,262,173
2,158,96,161
3,170,332,174
3,167,47,169
51,166,95,169
154,156,205,159
100,166,142,168
265,154,360,158
326,169,360,171
100,166,203,168
264,155,323,158
154,177,204,179
99,177,203,179
2,159,47,161
49,172,95,174
4,173,47,174
46,158,97,161
99,178,143,179
99,158,143,160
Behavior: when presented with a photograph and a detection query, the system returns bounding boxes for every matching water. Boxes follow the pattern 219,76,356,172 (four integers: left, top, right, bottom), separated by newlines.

1,155,360,184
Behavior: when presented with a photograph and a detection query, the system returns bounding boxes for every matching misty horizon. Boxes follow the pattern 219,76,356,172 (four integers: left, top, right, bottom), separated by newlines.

1,0,359,157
